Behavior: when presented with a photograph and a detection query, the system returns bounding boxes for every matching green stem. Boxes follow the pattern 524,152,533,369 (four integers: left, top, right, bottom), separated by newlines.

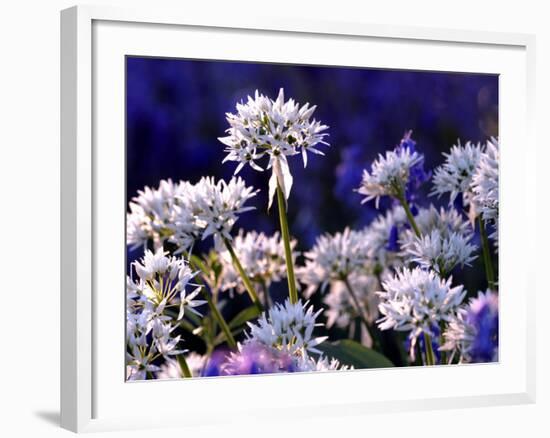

396,188,421,238
276,184,298,304
200,286,237,350
177,354,193,378
423,332,436,366
222,237,262,309
342,276,380,350
478,216,496,289
186,256,238,350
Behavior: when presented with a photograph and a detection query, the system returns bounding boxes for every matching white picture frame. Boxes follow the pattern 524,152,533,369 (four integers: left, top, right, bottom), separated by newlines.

60,4,536,433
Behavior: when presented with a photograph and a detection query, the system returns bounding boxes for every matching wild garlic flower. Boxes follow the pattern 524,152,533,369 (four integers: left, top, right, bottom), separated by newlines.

441,290,498,363
219,88,329,207
298,228,371,297
431,141,483,206
377,268,466,348
246,299,327,356
412,204,472,237
219,230,296,294
357,147,423,208
156,353,206,379
402,229,477,276
130,248,205,319
296,355,353,372
184,176,258,244
472,138,499,244
323,273,380,329
126,304,174,381
127,179,188,250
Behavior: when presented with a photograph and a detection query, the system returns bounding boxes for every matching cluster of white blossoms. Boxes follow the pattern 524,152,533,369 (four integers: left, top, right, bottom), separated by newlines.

431,137,499,244
182,176,259,244
245,299,327,356
156,353,206,379
440,289,499,363
377,267,466,353
431,141,483,206
127,179,189,250
219,88,329,207
219,230,296,294
218,299,350,375
357,147,423,207
126,249,206,380
297,227,371,297
127,176,258,253
402,228,477,276
472,138,499,243
399,205,477,275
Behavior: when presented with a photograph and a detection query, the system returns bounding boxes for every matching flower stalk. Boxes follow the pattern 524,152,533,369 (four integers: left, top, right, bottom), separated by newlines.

222,237,263,309
478,216,496,288
187,256,238,350
276,184,299,304
177,355,193,378
423,333,436,366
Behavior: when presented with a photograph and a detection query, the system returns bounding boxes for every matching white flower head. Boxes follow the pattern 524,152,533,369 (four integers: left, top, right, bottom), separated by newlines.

402,228,478,275
296,355,353,372
220,230,296,294
431,141,483,206
298,227,371,297
127,179,189,251
183,176,258,244
130,248,205,318
219,88,329,207
377,267,466,348
246,299,327,356
472,138,499,229
357,148,423,208
156,353,206,379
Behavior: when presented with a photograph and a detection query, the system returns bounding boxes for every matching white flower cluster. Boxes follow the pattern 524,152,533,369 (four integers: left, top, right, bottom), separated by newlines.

298,227,371,297
126,249,205,380
402,229,477,276
377,267,466,352
219,230,296,294
245,299,327,357
357,148,423,207
182,176,258,244
296,355,353,372
472,138,499,243
156,353,206,379
431,141,483,205
399,205,477,275
219,88,329,207
127,179,190,250
127,177,258,253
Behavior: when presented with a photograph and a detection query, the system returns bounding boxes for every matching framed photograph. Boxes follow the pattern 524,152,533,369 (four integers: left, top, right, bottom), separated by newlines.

61,5,536,433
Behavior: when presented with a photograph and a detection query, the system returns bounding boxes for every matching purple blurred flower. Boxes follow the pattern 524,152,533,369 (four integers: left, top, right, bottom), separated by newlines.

220,341,296,376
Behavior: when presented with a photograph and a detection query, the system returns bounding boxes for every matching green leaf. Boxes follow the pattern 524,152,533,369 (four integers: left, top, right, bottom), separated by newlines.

228,305,261,330
317,339,394,369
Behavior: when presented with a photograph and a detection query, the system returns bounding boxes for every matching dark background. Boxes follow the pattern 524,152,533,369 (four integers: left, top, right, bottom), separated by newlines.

126,57,498,360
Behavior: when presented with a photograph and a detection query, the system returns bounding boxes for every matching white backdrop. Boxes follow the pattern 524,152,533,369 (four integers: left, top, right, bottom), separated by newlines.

0,1,547,437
